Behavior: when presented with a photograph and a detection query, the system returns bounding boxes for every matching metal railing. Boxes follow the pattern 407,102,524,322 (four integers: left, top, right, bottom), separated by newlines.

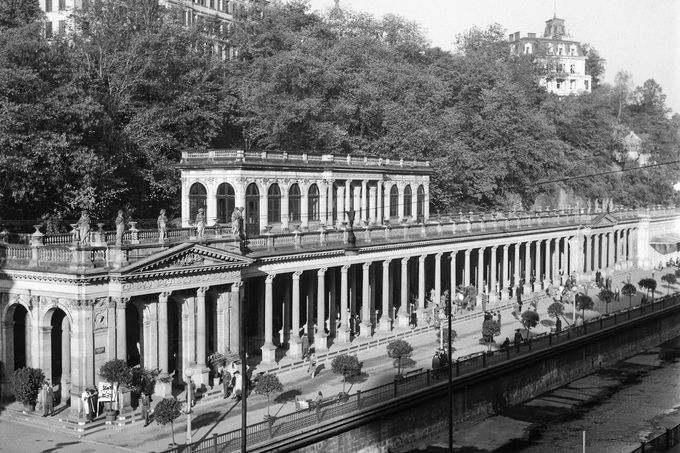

629,423,680,452
162,294,680,453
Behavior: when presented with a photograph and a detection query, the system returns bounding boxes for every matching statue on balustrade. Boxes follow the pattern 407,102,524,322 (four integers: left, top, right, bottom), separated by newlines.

157,209,168,243
195,208,206,239
77,210,91,245
345,210,357,248
115,210,125,246
231,207,242,237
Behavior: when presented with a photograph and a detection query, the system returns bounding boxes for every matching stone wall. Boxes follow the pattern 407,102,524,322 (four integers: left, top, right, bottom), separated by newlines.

252,298,680,453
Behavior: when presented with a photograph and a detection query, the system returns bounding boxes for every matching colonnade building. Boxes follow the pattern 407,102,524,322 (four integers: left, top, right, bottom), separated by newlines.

1,151,678,421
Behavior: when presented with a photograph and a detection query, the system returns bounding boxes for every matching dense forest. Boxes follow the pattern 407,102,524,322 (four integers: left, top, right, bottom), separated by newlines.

1,0,678,230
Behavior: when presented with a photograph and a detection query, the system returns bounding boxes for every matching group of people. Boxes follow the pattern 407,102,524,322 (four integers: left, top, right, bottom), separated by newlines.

219,362,244,401
38,381,54,417
431,348,450,378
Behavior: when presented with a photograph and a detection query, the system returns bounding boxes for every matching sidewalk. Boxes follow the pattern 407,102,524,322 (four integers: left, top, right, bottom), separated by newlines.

2,266,672,453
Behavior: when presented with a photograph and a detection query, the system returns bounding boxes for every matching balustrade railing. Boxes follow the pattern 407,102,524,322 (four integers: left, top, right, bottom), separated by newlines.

163,294,680,453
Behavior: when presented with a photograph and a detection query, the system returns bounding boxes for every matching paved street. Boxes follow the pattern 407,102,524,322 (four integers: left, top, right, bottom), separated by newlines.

0,266,672,453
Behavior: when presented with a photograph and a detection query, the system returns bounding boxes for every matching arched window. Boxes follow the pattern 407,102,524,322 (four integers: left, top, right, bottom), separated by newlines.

308,184,320,221
189,183,207,221
288,184,301,223
245,183,260,235
403,185,412,217
267,184,281,224
389,185,398,218
417,185,425,220
217,183,235,223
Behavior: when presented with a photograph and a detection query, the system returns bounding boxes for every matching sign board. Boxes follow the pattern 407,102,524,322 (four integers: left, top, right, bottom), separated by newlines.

97,382,117,402
94,347,105,354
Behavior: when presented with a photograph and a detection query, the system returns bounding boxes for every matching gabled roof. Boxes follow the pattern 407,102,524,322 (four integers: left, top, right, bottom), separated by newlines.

588,212,619,228
119,242,253,278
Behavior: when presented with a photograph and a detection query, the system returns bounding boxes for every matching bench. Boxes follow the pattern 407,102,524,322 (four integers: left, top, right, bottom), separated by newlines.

294,394,338,412
404,368,423,378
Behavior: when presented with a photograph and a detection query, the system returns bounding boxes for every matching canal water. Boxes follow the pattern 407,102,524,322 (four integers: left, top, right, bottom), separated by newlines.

504,335,680,453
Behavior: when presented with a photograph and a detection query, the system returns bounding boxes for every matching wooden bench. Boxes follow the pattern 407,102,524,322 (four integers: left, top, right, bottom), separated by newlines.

295,394,338,412
404,368,423,378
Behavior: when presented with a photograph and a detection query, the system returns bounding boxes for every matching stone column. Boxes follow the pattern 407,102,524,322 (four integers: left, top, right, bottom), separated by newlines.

116,298,128,361
434,252,442,306
215,293,227,355
193,287,209,387
337,185,345,228
259,190,268,234
490,246,497,302
262,275,277,363
626,228,632,267
418,255,426,320
552,238,559,281
361,262,372,336
397,257,410,327
543,238,551,287
301,184,309,230
345,180,352,223
157,292,170,374
608,231,615,269
289,271,303,357
229,281,242,353
585,234,592,274
534,241,541,291
361,180,368,224
600,233,607,271
397,184,405,223
61,316,71,405
477,247,485,305
513,243,520,296
523,242,532,295
281,184,290,231
207,183,217,228
561,237,568,277
423,183,430,221
383,183,391,223
320,180,329,227
450,251,457,293
338,265,351,343
501,244,509,300
369,185,377,224
593,233,600,271
315,268,328,351
464,249,471,287
380,260,392,332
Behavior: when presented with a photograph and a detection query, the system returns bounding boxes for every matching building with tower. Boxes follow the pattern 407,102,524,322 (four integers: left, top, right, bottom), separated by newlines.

509,15,592,96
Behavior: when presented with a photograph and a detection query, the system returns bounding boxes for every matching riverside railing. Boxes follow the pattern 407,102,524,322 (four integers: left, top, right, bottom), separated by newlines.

629,422,680,452
2,206,677,270
161,293,680,453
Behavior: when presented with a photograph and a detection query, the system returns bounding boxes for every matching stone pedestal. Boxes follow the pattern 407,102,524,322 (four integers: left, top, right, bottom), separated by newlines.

523,285,532,297
314,333,328,352
397,315,410,328
190,366,210,393
288,337,303,358
108,246,129,269
336,326,351,344
154,378,173,398
500,289,509,301
261,343,277,364
117,387,132,415
379,317,392,333
360,321,373,337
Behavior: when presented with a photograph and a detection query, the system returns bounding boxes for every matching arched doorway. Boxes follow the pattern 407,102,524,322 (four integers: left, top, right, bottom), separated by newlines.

126,304,142,367
44,308,70,405
268,184,281,224
245,183,260,236
168,298,179,378
288,184,301,223
217,183,235,224
12,304,29,370
189,183,207,221
308,184,319,222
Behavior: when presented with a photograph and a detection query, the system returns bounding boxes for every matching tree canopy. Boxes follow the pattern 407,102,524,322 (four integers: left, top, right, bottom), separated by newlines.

1,0,678,229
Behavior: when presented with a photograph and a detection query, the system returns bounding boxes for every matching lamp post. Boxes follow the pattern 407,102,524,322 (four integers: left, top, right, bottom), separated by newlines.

184,367,195,445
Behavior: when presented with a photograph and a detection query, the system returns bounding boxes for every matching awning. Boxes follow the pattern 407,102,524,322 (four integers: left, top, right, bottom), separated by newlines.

649,233,680,244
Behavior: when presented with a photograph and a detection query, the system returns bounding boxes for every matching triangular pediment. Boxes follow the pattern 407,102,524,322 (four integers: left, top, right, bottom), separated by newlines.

121,243,253,275
588,212,619,227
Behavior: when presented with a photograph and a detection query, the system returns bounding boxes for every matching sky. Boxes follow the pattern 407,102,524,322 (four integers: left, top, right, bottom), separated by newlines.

306,0,680,115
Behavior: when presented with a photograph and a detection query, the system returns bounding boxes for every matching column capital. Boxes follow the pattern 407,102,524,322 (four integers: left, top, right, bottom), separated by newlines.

231,280,243,291
383,259,392,267
292,270,302,280
361,179,368,185
341,264,351,273
159,291,171,301
491,245,498,252
317,267,327,276
363,262,371,270
401,257,409,265
197,287,209,296
265,274,276,284
419,254,427,262
115,296,130,309
435,252,443,259
464,249,471,256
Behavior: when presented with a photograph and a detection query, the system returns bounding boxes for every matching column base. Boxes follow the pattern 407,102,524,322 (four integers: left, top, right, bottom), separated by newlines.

313,333,328,352
288,337,303,358
500,289,509,301
542,279,550,289
154,378,173,398
523,285,532,297
359,321,373,337
379,317,392,333
260,343,277,364
396,312,410,328
335,327,351,344
189,365,210,393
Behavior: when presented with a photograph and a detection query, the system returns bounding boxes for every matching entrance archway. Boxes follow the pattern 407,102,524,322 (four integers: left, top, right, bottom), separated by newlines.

126,304,142,367
12,304,29,370
44,307,70,405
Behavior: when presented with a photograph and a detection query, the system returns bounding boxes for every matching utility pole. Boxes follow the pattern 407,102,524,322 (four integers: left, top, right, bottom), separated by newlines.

240,290,248,453
447,293,453,451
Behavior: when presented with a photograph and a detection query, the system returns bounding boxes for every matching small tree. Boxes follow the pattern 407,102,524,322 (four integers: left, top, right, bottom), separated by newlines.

575,294,594,322
598,288,615,314
638,278,657,302
386,339,413,377
253,373,283,418
98,359,132,412
520,310,539,338
10,367,45,407
154,398,182,446
547,301,571,326
661,273,677,295
621,283,637,307
130,367,159,398
331,354,362,394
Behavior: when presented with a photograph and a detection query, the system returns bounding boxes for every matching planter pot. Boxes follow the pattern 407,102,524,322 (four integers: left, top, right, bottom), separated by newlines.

338,392,350,402
22,403,36,413
105,410,117,422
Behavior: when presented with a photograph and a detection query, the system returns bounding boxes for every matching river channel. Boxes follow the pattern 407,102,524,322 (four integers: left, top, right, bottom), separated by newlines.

503,335,680,452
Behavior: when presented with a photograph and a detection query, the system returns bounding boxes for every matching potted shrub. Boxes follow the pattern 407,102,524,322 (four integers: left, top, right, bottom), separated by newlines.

154,398,182,447
98,359,132,420
253,373,283,422
330,354,362,397
11,367,45,413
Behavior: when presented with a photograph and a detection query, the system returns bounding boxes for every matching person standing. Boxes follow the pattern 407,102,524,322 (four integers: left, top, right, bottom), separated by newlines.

307,352,317,380
231,371,243,401
45,381,54,417
222,369,232,399
514,329,523,353
555,317,562,333
140,391,150,427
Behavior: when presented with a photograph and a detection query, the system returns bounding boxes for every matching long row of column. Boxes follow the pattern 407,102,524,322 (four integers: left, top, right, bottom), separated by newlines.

258,226,638,363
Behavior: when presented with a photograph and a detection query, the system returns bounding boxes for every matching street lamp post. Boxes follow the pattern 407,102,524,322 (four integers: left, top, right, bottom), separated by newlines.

447,290,454,452
184,367,195,445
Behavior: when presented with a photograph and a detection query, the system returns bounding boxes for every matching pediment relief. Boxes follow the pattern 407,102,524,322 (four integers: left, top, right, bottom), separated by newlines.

588,212,619,228
122,243,252,276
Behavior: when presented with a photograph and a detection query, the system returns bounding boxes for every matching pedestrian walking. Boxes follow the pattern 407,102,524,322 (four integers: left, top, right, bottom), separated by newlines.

555,317,562,333
231,371,243,401
615,286,620,301
222,369,232,398
501,337,510,351
42,382,54,417
307,352,317,379
514,329,523,353
140,391,150,426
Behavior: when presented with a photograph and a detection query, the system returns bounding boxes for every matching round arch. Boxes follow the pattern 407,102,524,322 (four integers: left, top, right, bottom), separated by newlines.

189,183,207,221
268,184,281,224
288,184,301,223
245,183,260,236
308,184,320,222
389,185,398,219
417,185,425,221
217,183,235,224
404,185,413,218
